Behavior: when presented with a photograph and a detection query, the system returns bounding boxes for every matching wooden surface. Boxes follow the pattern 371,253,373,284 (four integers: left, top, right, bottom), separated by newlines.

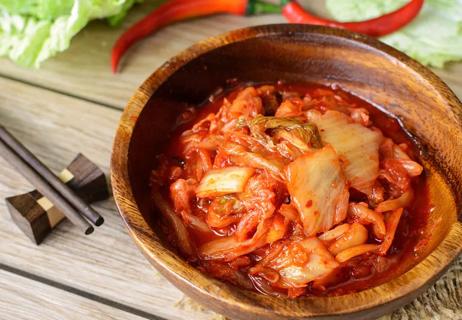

0,2,460,320
0,270,147,320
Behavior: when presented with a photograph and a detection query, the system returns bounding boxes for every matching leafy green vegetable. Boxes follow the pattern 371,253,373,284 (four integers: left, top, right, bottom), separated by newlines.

326,0,462,67
0,0,74,20
0,0,142,68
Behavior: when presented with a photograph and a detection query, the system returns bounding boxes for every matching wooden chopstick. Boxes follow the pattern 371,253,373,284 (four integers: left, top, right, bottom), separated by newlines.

0,136,94,234
0,125,103,227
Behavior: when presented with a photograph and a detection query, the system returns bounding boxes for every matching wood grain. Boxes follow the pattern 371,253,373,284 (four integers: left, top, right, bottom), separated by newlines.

0,77,216,320
0,269,147,320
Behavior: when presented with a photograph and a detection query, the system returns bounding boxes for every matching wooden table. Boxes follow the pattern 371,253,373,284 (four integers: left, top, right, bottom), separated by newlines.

0,2,461,320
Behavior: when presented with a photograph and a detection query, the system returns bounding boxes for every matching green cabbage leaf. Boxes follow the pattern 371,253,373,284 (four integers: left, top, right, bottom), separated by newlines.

0,0,142,68
326,0,462,67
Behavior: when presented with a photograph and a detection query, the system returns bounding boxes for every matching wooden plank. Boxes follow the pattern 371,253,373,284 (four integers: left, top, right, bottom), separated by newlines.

0,269,148,320
0,77,219,320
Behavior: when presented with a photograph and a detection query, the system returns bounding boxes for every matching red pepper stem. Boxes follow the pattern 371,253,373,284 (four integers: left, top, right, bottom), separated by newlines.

246,0,283,15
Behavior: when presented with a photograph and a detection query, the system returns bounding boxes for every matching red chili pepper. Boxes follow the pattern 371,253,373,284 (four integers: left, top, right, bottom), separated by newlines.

283,0,424,37
112,0,282,73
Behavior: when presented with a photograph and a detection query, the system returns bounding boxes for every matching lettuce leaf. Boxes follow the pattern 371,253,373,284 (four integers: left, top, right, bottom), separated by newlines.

0,0,142,68
326,0,462,67
0,0,74,20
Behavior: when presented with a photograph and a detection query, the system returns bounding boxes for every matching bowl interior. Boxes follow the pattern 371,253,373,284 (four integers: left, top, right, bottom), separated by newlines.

117,25,462,319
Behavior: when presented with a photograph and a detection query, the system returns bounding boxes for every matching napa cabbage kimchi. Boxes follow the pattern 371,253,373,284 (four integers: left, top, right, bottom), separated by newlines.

151,83,428,297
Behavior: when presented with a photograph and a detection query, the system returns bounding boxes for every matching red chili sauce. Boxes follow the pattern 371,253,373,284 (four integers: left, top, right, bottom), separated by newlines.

151,82,431,297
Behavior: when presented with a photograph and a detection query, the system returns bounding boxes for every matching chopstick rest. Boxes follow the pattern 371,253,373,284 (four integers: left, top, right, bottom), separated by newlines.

0,126,104,227
6,154,109,245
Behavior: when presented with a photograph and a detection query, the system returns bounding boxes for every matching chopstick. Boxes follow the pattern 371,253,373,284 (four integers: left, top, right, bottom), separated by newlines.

0,136,93,234
0,125,103,232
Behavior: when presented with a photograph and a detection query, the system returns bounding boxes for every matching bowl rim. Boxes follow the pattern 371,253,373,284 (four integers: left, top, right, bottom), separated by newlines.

111,24,462,319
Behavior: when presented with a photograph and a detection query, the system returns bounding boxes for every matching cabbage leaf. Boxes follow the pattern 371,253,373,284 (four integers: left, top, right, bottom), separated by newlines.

0,0,142,68
326,0,462,67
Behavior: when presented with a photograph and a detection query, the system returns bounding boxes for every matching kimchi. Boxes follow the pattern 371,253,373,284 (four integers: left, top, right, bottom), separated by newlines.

151,83,429,297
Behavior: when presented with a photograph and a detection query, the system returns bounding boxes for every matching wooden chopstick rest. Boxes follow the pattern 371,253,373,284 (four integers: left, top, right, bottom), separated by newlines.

6,154,109,245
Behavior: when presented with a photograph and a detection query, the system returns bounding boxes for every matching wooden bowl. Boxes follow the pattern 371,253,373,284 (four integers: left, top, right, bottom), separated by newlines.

111,24,462,319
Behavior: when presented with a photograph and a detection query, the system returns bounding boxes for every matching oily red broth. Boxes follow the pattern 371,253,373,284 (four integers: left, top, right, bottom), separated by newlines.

150,82,430,297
